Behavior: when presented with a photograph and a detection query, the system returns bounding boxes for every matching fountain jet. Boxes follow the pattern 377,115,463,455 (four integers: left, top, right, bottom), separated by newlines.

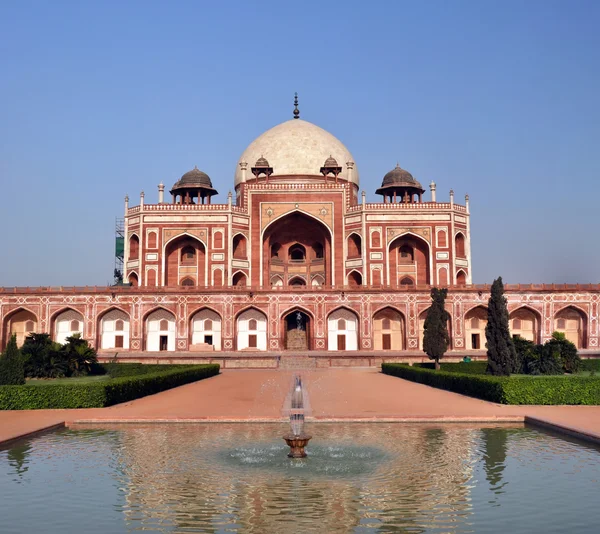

283,375,312,458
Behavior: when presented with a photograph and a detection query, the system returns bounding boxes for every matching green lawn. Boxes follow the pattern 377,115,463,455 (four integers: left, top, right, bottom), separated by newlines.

27,375,111,386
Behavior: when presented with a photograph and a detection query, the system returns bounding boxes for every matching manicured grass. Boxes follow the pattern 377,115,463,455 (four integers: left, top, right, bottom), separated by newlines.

27,375,111,385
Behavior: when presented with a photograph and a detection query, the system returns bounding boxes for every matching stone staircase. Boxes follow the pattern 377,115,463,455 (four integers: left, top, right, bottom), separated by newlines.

278,353,317,370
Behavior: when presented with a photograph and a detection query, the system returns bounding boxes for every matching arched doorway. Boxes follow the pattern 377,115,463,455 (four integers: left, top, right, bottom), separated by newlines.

282,310,311,350
327,308,358,351
262,211,332,288
554,306,587,348
465,306,488,350
373,308,405,350
99,309,130,350
509,307,540,343
236,308,267,350
190,309,222,351
3,309,38,348
53,309,84,345
145,309,175,351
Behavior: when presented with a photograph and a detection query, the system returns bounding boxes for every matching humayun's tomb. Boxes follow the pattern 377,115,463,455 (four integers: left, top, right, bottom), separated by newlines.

1,97,598,366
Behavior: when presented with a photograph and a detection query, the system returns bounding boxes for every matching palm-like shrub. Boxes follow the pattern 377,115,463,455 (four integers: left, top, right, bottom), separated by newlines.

60,334,98,376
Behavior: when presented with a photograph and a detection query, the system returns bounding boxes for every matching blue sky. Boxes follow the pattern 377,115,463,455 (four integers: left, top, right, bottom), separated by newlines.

1,0,598,286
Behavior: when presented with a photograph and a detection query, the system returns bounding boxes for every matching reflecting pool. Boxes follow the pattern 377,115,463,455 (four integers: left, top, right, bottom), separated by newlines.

1,423,600,533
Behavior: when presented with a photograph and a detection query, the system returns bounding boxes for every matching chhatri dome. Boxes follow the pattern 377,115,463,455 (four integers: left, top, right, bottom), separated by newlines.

234,95,359,187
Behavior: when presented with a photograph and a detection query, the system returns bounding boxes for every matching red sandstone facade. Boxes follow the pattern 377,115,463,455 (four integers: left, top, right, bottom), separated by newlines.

1,110,597,357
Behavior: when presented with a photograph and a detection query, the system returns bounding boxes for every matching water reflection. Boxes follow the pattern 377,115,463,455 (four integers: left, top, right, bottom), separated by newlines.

1,423,600,533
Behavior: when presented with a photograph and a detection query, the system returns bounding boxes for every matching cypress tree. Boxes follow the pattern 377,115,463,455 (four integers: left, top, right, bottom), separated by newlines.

0,334,25,385
423,288,450,369
485,277,517,376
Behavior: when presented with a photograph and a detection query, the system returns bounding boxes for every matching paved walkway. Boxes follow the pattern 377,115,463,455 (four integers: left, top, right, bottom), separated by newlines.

2,369,600,446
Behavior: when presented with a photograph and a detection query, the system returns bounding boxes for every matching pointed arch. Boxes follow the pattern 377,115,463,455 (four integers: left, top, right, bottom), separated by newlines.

232,271,248,287
232,232,248,259
288,276,307,287
97,307,131,350
129,233,140,260
144,307,176,351
464,305,488,350
280,306,314,350
347,269,363,287
189,307,222,351
455,232,466,258
271,274,284,287
509,305,541,344
347,232,362,259
327,307,359,351
127,271,139,287
373,306,406,350
388,231,432,286
554,305,587,348
51,307,85,345
456,270,467,286
162,232,207,287
2,307,39,349
236,306,268,351
261,209,334,286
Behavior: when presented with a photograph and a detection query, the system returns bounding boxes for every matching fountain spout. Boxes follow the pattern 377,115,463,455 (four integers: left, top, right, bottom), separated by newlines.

283,374,312,458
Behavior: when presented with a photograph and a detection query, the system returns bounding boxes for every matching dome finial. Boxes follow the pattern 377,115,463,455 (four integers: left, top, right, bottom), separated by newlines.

293,92,300,119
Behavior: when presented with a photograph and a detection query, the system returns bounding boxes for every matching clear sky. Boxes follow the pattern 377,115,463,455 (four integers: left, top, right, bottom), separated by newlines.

1,0,598,286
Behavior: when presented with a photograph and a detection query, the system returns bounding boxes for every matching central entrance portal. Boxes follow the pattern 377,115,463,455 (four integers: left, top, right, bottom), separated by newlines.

284,311,310,351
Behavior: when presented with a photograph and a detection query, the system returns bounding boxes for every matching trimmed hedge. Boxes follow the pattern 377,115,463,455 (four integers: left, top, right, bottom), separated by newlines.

581,359,600,372
102,363,187,378
0,364,219,410
382,363,600,405
416,362,487,375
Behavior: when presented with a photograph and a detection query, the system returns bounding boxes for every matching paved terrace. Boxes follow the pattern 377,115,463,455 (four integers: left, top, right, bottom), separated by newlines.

2,369,600,447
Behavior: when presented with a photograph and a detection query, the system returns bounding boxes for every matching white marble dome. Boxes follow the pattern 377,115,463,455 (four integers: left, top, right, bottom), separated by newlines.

234,119,359,187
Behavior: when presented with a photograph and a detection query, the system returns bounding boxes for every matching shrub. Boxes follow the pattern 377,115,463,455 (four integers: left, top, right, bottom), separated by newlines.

581,359,600,373
0,364,220,409
416,362,487,375
422,288,450,369
60,334,99,376
22,333,68,378
0,335,25,385
382,363,600,405
546,332,580,373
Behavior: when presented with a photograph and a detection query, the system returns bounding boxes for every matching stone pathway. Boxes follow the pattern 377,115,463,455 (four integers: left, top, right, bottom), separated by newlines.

2,369,600,446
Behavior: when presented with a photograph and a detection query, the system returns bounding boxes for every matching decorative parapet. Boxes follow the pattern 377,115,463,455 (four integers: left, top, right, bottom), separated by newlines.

346,202,467,212
127,204,247,215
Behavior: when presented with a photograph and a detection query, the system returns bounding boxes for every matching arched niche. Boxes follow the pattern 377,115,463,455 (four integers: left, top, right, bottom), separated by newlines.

554,306,587,349
347,233,362,259
509,307,541,343
373,307,405,350
389,233,431,286
456,270,467,285
164,234,206,287
327,308,358,351
99,309,130,350
54,309,84,345
464,306,488,350
145,308,176,351
347,270,362,287
236,308,267,351
3,309,38,348
190,308,222,351
233,271,248,287
455,232,466,258
128,272,139,287
233,234,247,259
262,211,332,288
129,234,140,260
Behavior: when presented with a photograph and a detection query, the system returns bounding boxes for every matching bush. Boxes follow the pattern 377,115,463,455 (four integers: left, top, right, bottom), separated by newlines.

0,335,25,386
0,364,220,409
546,332,580,373
102,363,186,378
382,363,600,405
581,359,600,372
416,362,487,375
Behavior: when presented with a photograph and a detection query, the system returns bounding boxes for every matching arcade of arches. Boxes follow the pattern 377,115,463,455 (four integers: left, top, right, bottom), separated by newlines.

0,302,590,353
263,212,331,289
